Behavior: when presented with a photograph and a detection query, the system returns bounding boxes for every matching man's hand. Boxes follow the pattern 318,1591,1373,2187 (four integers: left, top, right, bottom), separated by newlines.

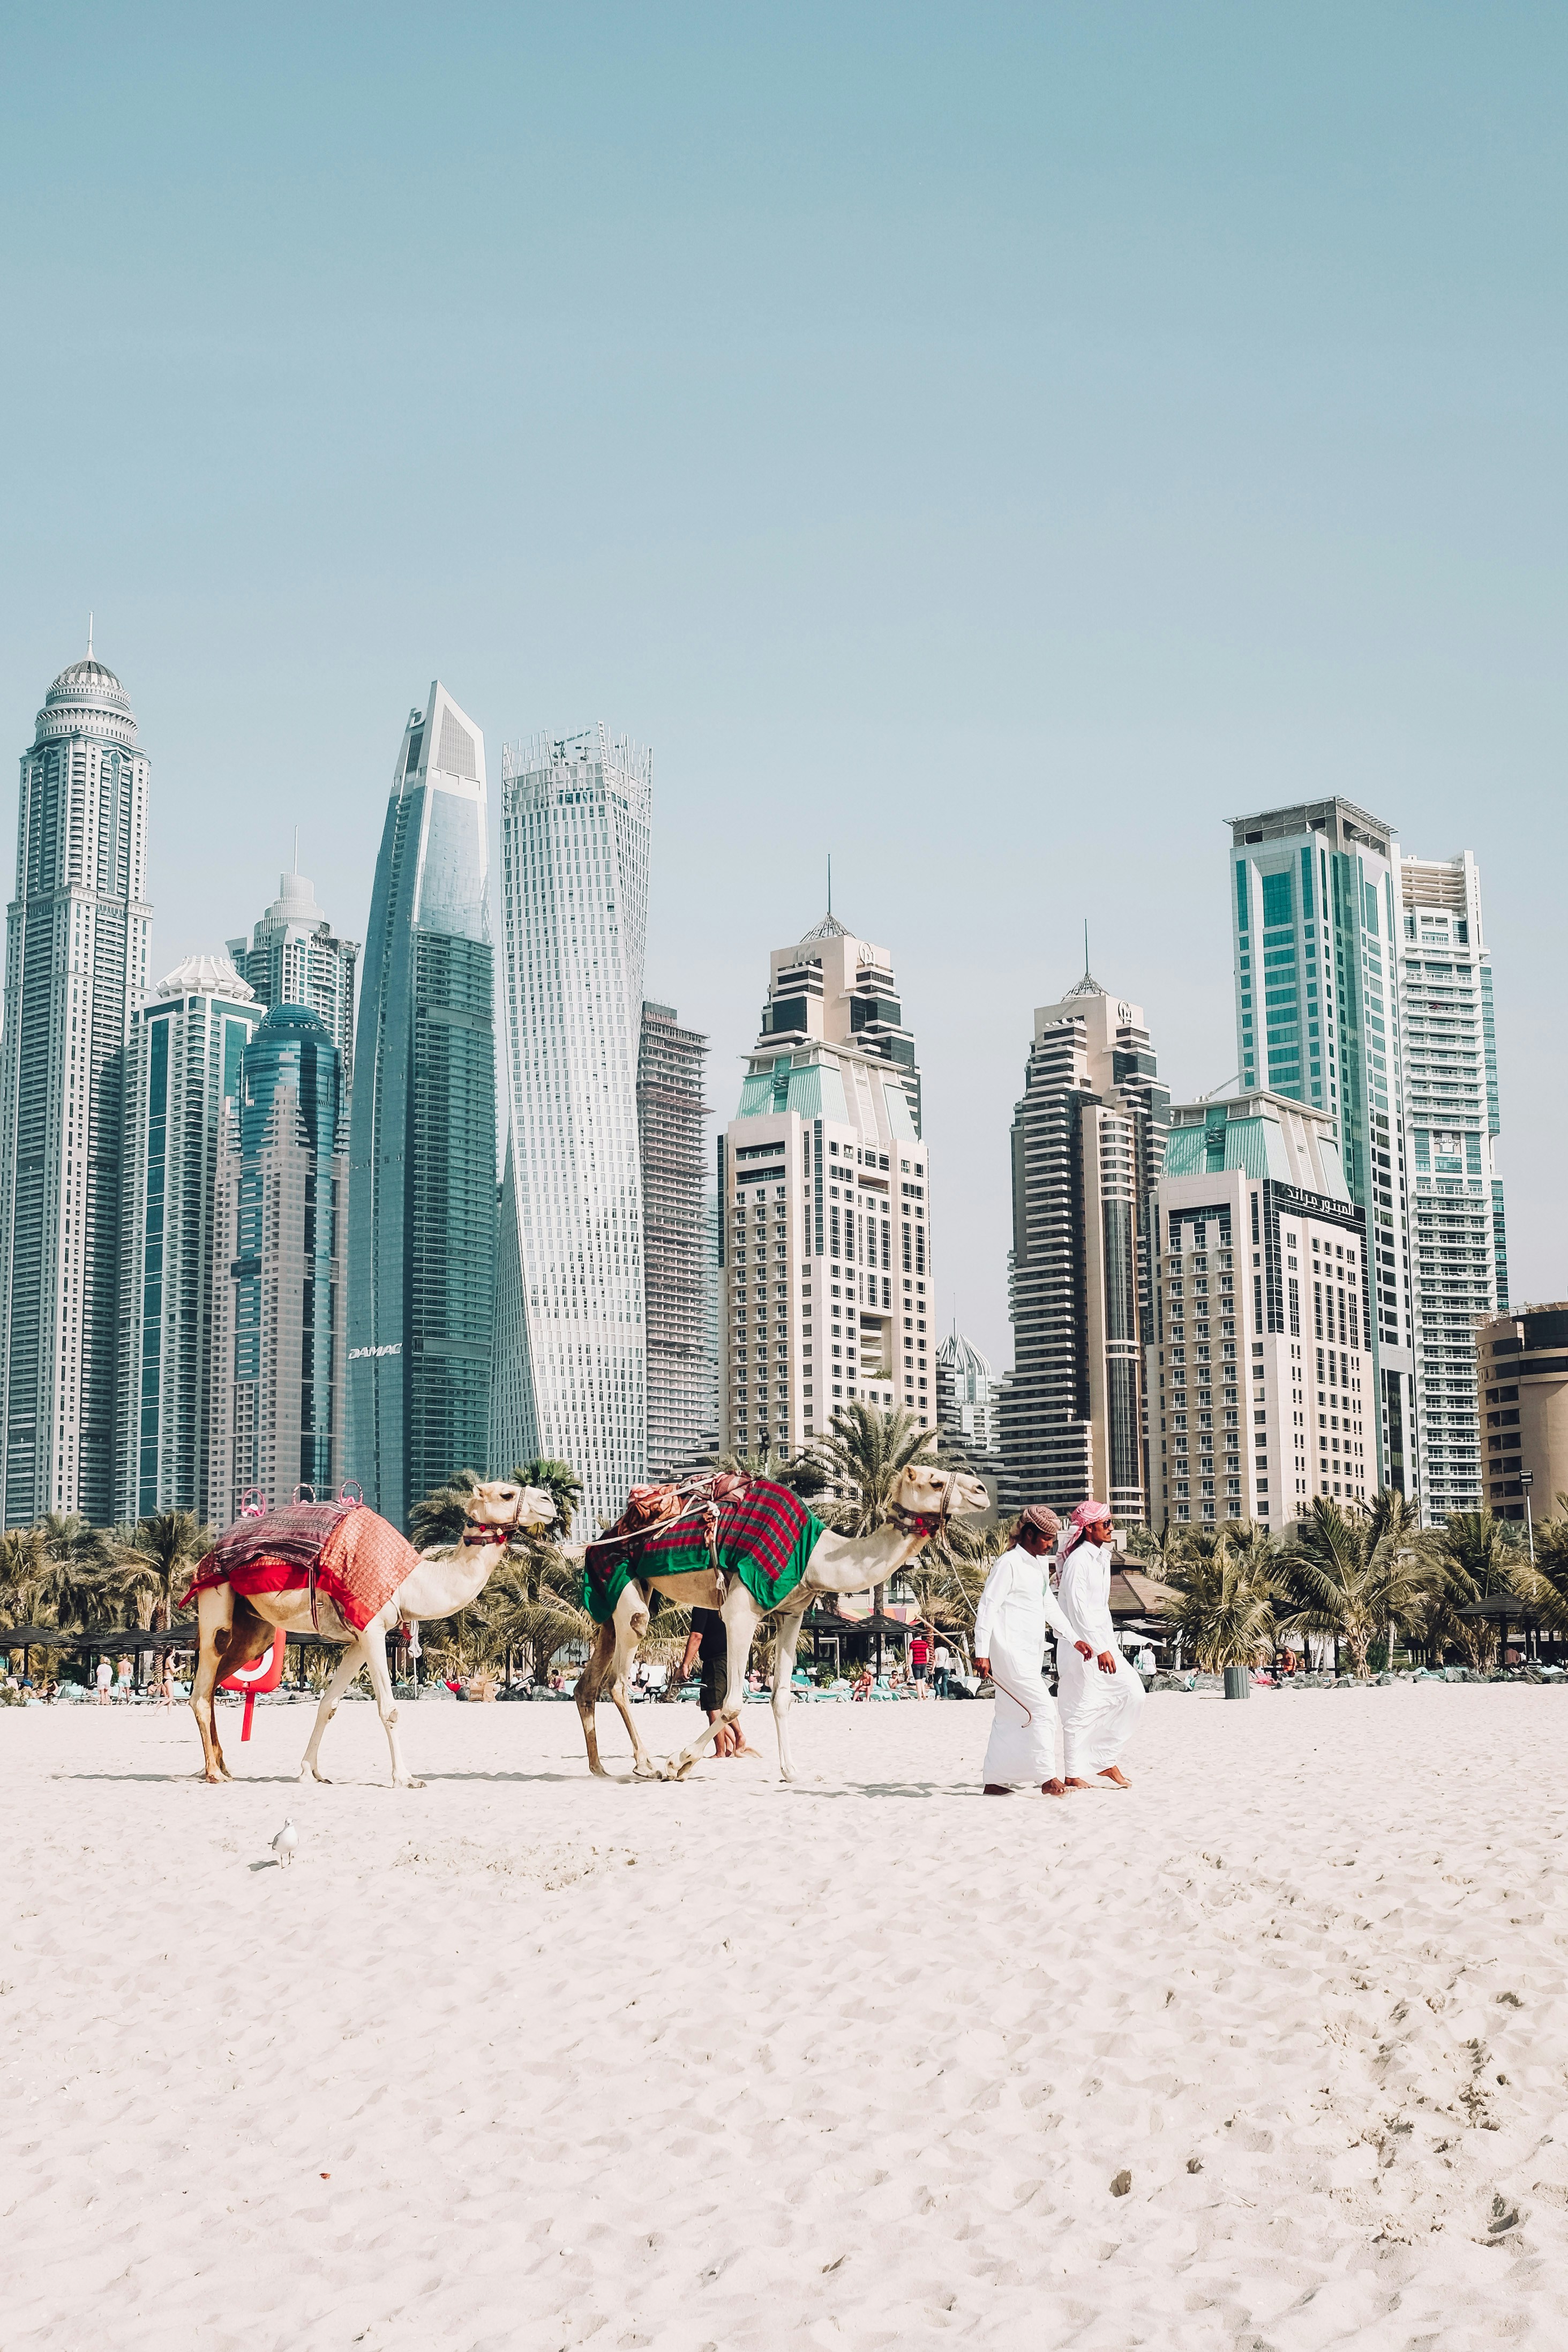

1096,1650,1117,1675
1074,1641,1094,1660
975,1656,990,1679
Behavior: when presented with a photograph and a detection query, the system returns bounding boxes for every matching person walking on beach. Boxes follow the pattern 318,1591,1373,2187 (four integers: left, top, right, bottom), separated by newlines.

95,1656,112,1706
973,1505,1089,1797
680,1606,754,1759
1054,1501,1145,1791
932,1640,953,1698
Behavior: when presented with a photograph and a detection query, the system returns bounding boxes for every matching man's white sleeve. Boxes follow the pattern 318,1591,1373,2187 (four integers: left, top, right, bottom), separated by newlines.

973,1555,1013,1657
1042,1579,1079,1646
1066,1544,1118,1649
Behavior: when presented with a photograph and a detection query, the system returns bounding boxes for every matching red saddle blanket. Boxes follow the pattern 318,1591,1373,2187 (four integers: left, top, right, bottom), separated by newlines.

184,1504,421,1634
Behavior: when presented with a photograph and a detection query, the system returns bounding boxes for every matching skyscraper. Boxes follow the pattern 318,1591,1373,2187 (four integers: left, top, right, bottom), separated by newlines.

1148,1090,1371,1530
0,648,152,1524
1398,851,1507,1518
116,954,262,1520
718,914,932,1461
999,975,1168,1522
492,728,651,1525
936,1330,1001,1458
228,867,359,1083
347,684,495,1529
1227,801,1419,1496
637,1001,712,1479
207,1003,347,1522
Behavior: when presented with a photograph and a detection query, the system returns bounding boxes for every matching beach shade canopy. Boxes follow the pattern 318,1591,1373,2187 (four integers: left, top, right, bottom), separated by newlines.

0,1625,79,1651
833,1612,917,1638
1457,1595,1542,1626
16,1624,203,1651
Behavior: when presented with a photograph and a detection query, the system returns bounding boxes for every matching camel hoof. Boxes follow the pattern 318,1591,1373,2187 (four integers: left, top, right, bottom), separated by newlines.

395,1776,425,1791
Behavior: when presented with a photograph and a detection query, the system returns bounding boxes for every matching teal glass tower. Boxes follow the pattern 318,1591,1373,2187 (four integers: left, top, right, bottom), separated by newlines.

208,1002,347,1519
1227,799,1417,1495
348,684,494,1529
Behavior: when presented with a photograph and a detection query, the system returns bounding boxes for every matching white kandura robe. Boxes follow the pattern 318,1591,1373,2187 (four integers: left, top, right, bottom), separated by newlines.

1054,1538,1146,1778
973,1548,1078,1786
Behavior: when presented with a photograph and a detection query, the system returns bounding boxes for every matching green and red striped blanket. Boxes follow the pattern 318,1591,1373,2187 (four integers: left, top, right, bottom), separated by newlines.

582,1478,825,1623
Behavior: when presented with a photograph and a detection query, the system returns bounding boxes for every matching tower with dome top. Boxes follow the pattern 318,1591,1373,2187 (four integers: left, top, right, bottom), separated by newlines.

0,646,153,1525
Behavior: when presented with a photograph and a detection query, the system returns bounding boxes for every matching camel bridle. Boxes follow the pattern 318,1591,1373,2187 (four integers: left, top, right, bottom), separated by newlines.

887,1466,960,1541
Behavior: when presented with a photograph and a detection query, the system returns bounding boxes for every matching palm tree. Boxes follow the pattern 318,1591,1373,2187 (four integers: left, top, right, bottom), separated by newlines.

1276,1497,1437,1678
101,1509,213,1631
1123,1518,1187,1578
18,1513,109,1630
503,1458,583,1542
1164,1527,1277,1672
1521,1499,1568,1641
797,1402,936,1538
407,1468,488,1552
1423,1509,1526,1669
0,1525,41,1624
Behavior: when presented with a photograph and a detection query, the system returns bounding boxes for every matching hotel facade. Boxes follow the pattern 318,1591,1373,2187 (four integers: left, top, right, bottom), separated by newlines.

1148,1090,1374,1528
719,915,930,1458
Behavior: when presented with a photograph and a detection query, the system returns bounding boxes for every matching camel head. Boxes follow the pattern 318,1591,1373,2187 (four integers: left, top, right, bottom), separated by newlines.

887,1463,991,1528
460,1479,558,1546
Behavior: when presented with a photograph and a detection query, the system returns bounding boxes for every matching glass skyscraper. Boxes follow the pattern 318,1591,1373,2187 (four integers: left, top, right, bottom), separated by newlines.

227,866,359,1084
1228,800,1418,1497
117,954,262,1520
208,1003,347,1521
0,649,152,1524
999,976,1168,1522
348,684,495,1529
1398,852,1507,1518
637,1000,711,1479
492,727,651,1525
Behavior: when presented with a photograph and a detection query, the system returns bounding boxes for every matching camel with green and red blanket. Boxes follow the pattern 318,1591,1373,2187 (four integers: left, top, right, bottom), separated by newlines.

183,1478,557,1786
576,1464,988,1780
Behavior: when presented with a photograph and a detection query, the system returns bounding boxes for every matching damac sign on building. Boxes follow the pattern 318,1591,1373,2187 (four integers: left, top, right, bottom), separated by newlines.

348,1343,402,1360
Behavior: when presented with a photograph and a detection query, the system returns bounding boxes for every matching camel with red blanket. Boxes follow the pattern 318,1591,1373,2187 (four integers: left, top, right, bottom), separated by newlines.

576,1464,988,1782
185,1479,556,1786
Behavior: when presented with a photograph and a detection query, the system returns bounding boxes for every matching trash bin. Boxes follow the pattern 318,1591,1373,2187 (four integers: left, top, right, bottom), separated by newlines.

1223,1665,1251,1701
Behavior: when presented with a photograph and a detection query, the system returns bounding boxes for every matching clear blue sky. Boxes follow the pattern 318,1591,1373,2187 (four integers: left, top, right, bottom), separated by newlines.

3,3,1563,1368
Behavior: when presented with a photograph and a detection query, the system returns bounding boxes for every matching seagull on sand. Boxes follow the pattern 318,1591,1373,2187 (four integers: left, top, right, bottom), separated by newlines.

272,1818,298,1870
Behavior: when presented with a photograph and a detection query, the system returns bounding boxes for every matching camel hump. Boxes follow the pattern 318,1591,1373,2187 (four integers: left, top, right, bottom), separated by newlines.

211,1499,362,1577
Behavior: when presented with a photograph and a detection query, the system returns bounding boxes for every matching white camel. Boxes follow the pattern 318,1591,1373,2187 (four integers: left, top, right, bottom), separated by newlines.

190,1478,556,1788
575,1463,989,1782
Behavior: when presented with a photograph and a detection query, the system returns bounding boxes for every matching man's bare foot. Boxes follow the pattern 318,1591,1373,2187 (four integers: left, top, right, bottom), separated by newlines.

983,1783,1012,1795
1098,1765,1131,1788
1063,1776,1092,1791
1041,1778,1067,1798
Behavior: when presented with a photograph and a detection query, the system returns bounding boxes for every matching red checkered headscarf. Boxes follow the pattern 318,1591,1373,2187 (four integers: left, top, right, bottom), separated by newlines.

1057,1499,1113,1565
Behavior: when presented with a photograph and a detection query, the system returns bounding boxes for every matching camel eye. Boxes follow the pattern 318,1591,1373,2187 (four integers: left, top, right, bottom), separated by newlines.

500,1488,517,1500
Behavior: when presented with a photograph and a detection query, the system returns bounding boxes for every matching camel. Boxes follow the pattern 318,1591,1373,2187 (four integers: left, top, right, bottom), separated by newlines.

575,1462,989,1782
189,1478,556,1787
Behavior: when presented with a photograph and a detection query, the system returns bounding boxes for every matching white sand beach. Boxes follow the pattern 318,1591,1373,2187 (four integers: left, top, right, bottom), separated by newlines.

2,1684,1566,2351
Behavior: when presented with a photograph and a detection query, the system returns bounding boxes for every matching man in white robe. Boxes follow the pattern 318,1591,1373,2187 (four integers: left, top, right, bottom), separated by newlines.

973,1507,1092,1797
1054,1500,1145,1789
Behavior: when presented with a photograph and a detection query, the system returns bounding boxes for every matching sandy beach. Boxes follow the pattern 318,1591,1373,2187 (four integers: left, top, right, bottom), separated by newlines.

2,1684,1566,2351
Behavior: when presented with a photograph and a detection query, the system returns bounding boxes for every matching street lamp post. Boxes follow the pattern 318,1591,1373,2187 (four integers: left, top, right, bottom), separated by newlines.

1521,1469,1536,1569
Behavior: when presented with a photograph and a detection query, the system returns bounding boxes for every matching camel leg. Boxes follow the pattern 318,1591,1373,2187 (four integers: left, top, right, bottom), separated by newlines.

190,1591,273,1782
665,1588,763,1780
190,1586,235,1783
298,1642,358,1783
770,1602,811,1784
575,1622,617,1778
608,1590,657,1779
360,1630,421,1789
